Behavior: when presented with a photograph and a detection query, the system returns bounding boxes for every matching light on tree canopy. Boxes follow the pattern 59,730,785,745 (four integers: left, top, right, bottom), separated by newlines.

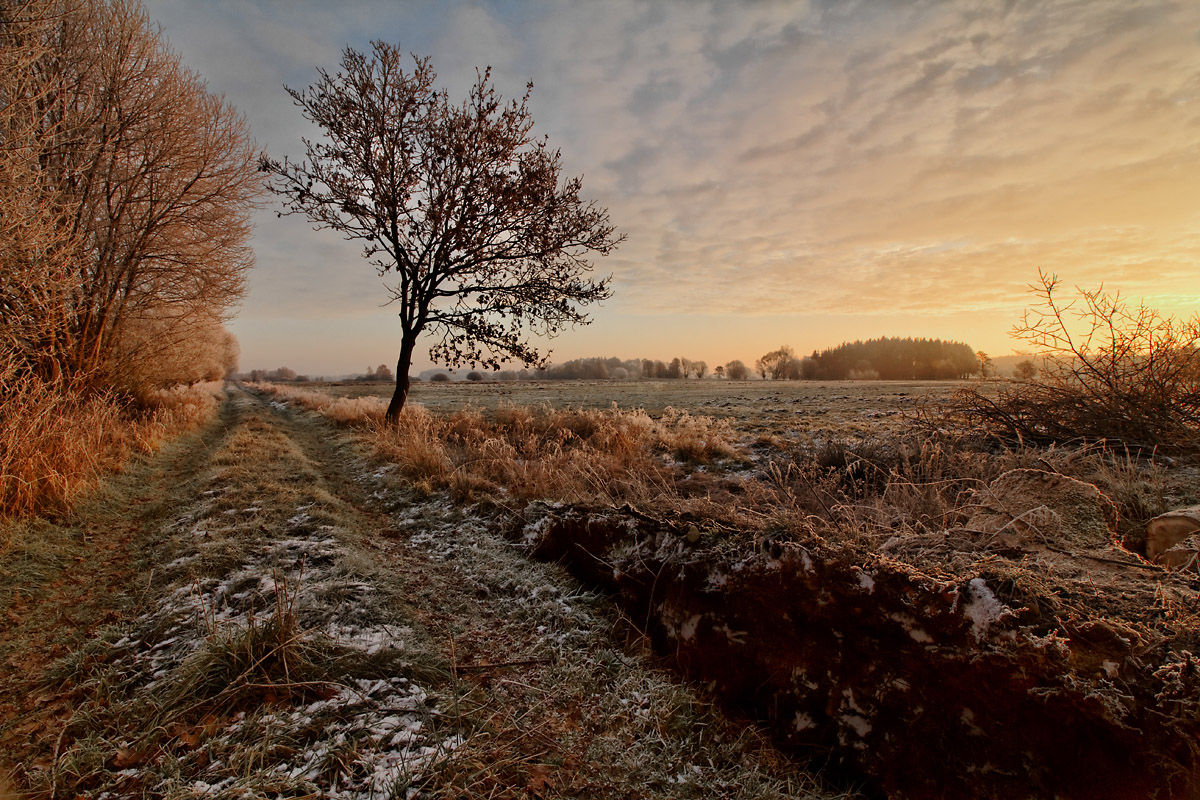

260,41,623,421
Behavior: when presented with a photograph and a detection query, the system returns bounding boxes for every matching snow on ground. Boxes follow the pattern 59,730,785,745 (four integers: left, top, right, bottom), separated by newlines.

84,421,458,798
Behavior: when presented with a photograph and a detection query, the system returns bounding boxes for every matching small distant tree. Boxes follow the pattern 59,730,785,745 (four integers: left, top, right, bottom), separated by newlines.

430,373,451,382
694,360,708,379
976,350,993,378
1013,359,1038,381
725,360,749,381
757,346,796,380
466,371,484,381
714,365,724,379
375,363,394,382
261,43,623,422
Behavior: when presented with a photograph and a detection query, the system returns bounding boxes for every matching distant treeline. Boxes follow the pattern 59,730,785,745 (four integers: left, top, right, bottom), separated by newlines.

505,357,710,381
247,338,979,384
492,338,978,381
808,337,979,380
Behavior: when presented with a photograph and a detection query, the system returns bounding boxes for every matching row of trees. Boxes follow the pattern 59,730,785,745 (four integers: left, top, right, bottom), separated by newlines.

752,339,979,381
247,339,982,384
1,0,258,398
486,340,976,383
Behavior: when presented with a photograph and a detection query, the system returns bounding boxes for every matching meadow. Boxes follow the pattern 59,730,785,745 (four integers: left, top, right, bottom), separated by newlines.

326,378,956,439
252,376,1200,798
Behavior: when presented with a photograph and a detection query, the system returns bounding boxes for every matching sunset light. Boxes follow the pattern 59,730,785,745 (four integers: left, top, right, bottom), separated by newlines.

139,0,1200,376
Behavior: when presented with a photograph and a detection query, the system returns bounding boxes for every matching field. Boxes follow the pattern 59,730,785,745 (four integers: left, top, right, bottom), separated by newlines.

329,378,958,439
3,378,1199,799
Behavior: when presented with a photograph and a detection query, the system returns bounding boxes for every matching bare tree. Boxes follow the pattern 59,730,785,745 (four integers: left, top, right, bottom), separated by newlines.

0,0,260,392
724,360,750,380
260,42,622,421
694,360,708,380
756,346,796,380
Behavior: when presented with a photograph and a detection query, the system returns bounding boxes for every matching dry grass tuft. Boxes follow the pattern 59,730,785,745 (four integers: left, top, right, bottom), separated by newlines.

0,358,223,520
158,571,336,720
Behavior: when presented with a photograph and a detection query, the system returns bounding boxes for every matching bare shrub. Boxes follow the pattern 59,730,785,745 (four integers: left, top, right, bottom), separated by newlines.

950,271,1200,455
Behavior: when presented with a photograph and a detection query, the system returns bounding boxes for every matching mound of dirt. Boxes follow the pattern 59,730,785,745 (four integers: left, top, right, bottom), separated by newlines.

966,468,1119,550
509,500,1200,799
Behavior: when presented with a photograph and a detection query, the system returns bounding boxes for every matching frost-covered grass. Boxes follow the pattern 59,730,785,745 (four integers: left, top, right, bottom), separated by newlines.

14,388,849,799
365,480,849,799
33,397,456,799
253,380,1189,558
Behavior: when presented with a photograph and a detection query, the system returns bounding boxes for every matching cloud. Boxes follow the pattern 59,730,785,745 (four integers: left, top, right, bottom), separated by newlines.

143,0,1200,371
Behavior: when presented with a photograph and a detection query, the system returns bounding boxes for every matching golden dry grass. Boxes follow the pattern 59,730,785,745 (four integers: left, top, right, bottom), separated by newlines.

255,382,740,506
0,362,223,520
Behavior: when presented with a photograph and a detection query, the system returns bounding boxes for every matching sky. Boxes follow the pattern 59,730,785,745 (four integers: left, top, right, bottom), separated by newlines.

142,0,1200,377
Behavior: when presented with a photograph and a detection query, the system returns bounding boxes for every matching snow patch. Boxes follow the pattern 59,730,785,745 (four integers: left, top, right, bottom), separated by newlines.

964,577,1013,640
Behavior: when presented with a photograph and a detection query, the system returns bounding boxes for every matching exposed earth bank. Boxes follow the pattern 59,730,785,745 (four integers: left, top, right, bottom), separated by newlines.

511,489,1200,799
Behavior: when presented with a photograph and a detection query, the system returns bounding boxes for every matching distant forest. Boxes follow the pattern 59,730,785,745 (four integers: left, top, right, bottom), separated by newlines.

809,337,979,380
251,337,982,383
490,337,979,381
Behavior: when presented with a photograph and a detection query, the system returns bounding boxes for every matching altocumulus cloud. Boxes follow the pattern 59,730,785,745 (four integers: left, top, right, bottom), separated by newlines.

148,0,1200,330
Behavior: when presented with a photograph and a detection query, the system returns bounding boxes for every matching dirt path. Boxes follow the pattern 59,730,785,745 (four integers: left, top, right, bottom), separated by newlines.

0,387,839,799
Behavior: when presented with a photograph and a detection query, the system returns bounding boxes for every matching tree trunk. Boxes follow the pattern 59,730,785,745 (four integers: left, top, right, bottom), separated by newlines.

385,335,417,423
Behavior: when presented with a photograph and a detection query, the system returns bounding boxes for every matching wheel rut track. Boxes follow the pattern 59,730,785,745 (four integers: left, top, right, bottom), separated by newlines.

3,387,836,798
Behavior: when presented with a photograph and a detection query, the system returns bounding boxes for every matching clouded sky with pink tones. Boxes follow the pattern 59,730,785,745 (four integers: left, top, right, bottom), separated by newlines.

144,0,1200,377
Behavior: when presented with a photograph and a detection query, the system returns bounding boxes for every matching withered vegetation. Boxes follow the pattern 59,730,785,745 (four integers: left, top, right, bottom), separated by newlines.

947,270,1200,455
1,0,259,518
254,372,1200,798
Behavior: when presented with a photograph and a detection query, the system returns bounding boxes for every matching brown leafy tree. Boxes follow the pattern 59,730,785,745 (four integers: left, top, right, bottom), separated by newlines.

0,0,260,393
976,350,993,378
260,42,622,421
